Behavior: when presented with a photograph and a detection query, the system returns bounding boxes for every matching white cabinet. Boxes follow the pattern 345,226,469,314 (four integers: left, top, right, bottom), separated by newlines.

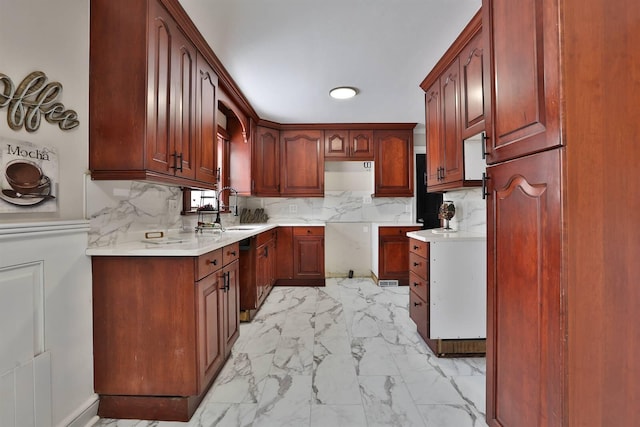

429,240,486,338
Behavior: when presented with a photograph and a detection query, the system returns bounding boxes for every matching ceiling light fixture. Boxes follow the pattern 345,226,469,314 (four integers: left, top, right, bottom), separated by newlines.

329,86,358,99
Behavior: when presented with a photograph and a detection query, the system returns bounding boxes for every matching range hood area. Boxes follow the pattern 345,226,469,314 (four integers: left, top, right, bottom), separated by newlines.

324,161,374,194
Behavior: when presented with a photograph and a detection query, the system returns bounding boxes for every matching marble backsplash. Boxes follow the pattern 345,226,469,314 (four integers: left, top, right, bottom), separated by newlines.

440,188,486,233
244,191,413,224
86,179,185,247
86,179,486,247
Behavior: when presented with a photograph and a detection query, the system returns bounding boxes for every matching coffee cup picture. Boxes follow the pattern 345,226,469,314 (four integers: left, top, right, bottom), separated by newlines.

0,138,58,211
1,158,55,206
5,160,50,194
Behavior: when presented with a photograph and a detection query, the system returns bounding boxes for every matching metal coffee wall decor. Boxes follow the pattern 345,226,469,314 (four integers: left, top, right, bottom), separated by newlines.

0,136,58,213
0,71,79,132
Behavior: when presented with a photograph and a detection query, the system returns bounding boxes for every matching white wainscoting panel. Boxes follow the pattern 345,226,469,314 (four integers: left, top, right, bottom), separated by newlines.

0,221,95,427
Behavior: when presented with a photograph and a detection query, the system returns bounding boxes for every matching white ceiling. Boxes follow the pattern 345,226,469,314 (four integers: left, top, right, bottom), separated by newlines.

178,0,481,132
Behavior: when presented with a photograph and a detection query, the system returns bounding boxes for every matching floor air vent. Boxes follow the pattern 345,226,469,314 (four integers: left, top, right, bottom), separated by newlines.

378,280,399,287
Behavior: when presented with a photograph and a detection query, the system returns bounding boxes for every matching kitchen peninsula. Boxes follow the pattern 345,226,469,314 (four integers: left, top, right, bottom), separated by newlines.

406,229,486,356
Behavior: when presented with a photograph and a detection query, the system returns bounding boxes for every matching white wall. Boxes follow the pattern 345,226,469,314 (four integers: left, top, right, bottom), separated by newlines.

0,1,95,426
0,0,89,222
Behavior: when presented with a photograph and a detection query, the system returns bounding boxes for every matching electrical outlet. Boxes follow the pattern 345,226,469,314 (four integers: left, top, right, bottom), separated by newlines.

362,195,372,205
168,200,178,212
289,204,298,213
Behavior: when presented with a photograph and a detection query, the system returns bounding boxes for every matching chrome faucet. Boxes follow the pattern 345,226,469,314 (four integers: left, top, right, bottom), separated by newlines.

214,186,239,227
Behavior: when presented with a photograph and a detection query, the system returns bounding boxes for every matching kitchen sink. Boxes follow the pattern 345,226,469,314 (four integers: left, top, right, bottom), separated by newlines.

225,225,266,231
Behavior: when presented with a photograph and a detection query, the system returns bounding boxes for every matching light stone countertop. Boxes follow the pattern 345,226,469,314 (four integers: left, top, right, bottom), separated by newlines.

86,222,325,257
406,229,486,242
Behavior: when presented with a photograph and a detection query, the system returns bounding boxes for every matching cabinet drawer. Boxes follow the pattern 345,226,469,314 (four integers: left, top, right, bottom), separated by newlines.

197,249,223,280
379,226,421,237
223,242,240,265
293,226,324,236
409,289,429,340
409,252,428,278
256,229,276,246
409,271,428,302
409,238,428,258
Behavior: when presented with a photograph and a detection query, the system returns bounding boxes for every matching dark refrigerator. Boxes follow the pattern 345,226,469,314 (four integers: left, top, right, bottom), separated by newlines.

415,153,443,229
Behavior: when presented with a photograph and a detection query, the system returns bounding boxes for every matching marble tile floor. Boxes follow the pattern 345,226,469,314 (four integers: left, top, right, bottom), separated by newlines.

93,278,487,427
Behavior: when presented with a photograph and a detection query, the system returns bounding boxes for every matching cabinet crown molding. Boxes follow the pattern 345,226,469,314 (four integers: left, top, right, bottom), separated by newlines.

420,9,482,91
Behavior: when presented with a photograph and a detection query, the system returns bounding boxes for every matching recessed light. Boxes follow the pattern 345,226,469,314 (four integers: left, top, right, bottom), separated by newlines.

329,86,358,99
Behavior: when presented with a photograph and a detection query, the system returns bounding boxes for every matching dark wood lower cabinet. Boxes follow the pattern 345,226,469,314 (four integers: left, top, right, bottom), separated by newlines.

276,226,325,286
378,226,421,285
239,230,276,321
293,227,324,280
91,243,240,422
221,258,240,355
409,287,429,339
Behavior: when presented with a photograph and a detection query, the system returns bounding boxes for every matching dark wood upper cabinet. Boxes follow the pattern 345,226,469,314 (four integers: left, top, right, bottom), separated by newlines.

374,129,414,197
253,126,281,196
483,0,561,164
194,54,218,183
425,81,442,187
441,58,464,185
324,129,349,158
173,31,198,180
251,124,412,198
421,11,483,192
280,130,324,196
90,0,218,188
325,129,374,160
460,30,485,138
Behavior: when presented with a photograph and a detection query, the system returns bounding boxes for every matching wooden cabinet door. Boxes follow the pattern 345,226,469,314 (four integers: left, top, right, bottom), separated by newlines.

253,126,280,196
276,226,294,280
147,1,174,175
194,54,218,183
374,129,414,196
147,2,198,180
324,129,349,159
267,239,277,287
483,0,561,164
324,129,374,160
425,81,443,188
349,130,374,160
256,242,268,303
485,149,563,427
460,30,485,138
441,58,463,184
409,289,429,341
293,228,325,279
378,227,421,285
92,256,199,396
221,259,239,357
196,268,224,393
172,29,197,180
280,130,324,196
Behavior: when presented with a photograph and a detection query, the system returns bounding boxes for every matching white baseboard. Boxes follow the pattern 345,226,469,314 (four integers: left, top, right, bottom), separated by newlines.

58,395,99,427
